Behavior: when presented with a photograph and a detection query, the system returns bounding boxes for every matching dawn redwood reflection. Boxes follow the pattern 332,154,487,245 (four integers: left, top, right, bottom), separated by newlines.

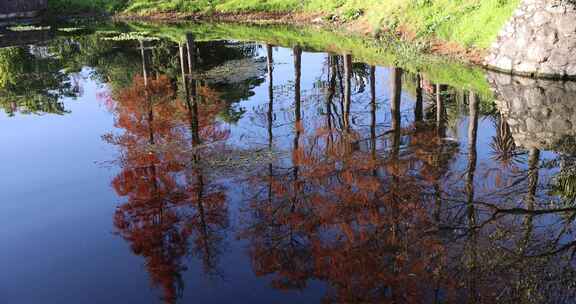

107,37,231,303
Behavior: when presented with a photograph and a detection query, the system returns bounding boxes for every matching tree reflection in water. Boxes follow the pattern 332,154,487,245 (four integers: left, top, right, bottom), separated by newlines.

107,38,232,303
97,36,576,303
242,52,576,303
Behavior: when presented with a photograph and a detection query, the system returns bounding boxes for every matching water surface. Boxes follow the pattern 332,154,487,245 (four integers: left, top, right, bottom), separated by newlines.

1,22,576,303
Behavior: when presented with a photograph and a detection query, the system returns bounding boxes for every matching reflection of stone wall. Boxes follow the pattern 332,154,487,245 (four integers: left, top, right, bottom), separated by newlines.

485,0,576,78
489,71,576,151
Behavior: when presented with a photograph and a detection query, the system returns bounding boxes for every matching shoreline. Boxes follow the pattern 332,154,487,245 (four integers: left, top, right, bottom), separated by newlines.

113,11,486,66
112,12,576,81
33,10,576,81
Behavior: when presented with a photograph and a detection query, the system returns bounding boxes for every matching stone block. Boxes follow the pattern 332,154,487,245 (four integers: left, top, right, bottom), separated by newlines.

486,0,576,77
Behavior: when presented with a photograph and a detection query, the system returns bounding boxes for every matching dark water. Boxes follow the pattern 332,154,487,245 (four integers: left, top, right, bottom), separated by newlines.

1,22,576,304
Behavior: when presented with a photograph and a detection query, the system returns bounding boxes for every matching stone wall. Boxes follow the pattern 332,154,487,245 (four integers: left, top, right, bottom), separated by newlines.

488,71,576,152
485,0,576,79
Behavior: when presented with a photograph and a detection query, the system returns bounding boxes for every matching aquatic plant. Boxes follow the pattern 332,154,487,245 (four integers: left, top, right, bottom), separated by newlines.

8,25,51,32
101,31,160,41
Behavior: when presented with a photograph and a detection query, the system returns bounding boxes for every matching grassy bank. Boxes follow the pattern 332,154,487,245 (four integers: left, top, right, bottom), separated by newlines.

47,0,520,50
47,0,127,14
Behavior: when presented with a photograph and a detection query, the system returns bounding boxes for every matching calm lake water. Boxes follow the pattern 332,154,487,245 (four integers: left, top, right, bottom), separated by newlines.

1,22,576,303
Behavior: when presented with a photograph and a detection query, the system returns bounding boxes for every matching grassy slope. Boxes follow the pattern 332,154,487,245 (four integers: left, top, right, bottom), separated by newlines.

48,0,519,49
221,0,520,49
114,0,519,49
48,0,127,14
329,0,521,49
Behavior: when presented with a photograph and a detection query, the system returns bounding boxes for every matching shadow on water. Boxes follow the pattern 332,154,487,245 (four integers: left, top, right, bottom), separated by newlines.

3,20,576,304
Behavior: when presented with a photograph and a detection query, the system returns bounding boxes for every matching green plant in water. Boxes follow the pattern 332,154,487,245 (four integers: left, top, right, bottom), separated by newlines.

58,27,86,33
8,25,51,32
102,32,160,41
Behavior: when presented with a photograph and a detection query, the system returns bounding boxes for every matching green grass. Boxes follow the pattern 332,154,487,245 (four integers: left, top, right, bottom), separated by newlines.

215,0,303,12
48,0,128,14
123,0,210,14
47,0,520,49
309,0,520,48
362,0,521,49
